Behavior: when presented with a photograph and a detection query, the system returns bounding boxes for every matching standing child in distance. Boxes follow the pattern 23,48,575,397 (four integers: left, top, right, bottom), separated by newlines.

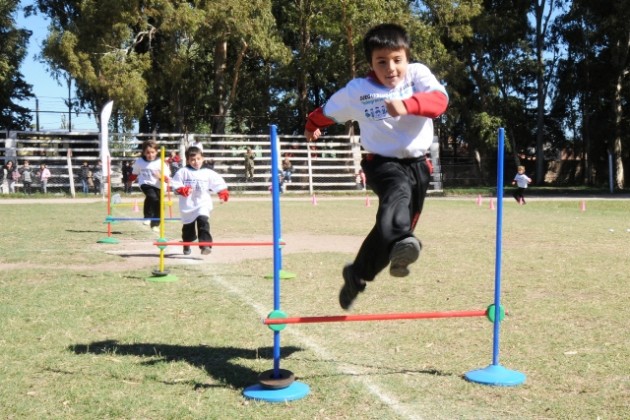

512,165,532,204
38,163,51,194
304,23,448,310
130,140,170,232
171,146,229,255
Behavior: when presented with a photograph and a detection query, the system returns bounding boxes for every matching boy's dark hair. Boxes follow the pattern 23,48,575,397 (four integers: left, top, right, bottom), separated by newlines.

363,23,410,64
185,146,203,160
141,139,158,152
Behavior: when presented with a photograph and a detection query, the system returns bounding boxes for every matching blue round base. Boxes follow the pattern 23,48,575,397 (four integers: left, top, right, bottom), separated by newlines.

465,364,526,387
243,381,309,402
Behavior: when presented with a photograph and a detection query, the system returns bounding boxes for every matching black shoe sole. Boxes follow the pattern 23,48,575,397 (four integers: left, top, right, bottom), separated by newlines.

389,238,421,277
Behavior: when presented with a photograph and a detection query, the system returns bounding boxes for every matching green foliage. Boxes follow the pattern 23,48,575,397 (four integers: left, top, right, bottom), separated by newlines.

0,0,33,130
21,0,630,187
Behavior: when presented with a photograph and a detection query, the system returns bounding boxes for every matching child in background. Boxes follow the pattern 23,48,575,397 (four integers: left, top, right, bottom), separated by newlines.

512,165,532,204
171,146,229,255
21,161,33,194
304,23,448,310
39,163,51,194
130,140,170,232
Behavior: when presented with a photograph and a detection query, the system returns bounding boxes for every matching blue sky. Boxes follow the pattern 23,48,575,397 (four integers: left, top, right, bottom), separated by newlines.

16,4,99,131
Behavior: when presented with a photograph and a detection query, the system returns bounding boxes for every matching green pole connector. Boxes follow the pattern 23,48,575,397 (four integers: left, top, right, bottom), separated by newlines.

266,309,288,331
486,304,505,322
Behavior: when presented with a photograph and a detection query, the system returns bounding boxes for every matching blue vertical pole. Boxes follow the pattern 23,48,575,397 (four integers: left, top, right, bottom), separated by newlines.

464,127,526,386
270,125,282,375
492,127,505,366
242,125,310,401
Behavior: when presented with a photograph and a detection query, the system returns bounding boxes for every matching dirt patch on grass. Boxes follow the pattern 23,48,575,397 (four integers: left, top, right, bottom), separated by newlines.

98,233,362,272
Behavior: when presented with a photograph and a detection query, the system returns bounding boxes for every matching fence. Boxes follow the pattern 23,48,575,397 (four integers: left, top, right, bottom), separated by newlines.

0,130,443,196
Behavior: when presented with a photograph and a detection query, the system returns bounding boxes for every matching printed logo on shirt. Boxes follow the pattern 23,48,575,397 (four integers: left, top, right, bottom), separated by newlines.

360,82,414,121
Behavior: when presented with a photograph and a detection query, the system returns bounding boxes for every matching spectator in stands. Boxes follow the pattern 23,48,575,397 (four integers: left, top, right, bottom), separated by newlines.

304,23,448,310
171,146,229,256
122,161,133,194
244,147,255,182
4,161,18,193
38,163,51,194
130,140,170,232
93,161,103,195
0,161,4,193
281,156,293,183
79,161,90,195
20,160,33,194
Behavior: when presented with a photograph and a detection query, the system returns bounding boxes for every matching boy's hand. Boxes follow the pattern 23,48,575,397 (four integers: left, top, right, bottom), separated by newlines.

218,189,229,202
176,186,192,197
304,128,321,142
384,99,408,117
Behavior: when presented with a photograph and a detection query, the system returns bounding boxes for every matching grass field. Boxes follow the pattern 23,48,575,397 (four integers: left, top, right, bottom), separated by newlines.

1,195,629,419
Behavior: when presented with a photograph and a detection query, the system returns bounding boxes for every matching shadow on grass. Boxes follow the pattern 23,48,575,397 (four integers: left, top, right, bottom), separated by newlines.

295,357,454,379
67,229,124,235
70,340,302,389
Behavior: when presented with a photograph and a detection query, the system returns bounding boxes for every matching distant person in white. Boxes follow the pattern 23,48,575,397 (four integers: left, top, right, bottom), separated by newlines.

512,165,532,204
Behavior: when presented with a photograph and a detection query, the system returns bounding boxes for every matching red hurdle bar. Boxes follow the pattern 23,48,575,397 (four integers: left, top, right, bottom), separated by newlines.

264,309,488,325
153,241,285,247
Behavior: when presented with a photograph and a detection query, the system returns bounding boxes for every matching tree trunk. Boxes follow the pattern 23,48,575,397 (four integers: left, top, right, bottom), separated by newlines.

613,71,625,189
534,0,546,185
213,40,227,134
297,0,312,127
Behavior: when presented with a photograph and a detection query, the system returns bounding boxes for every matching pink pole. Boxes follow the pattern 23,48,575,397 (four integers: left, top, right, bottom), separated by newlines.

264,310,488,325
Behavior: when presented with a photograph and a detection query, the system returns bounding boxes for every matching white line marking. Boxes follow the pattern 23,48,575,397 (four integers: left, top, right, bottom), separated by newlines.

211,273,424,420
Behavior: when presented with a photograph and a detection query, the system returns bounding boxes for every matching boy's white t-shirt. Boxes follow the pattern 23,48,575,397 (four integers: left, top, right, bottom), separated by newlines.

132,157,170,188
171,166,228,224
514,173,531,188
323,63,447,159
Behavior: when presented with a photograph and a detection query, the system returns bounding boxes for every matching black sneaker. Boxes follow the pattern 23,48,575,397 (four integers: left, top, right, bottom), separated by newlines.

201,247,212,255
389,237,421,277
339,264,366,310
183,246,191,255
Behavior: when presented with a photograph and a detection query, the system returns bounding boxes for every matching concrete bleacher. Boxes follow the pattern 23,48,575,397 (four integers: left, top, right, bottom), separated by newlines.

0,130,442,195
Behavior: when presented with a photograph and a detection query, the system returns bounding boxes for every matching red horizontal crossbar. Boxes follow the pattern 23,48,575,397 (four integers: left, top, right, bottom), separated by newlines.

264,310,487,325
153,241,284,247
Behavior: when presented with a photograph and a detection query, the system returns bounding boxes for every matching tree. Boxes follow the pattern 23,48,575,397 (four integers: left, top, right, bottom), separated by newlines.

555,1,630,188
0,0,33,130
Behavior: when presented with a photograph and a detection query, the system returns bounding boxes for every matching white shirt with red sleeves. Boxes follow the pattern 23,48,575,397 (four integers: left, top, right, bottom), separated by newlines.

132,157,170,188
171,165,228,225
322,63,447,159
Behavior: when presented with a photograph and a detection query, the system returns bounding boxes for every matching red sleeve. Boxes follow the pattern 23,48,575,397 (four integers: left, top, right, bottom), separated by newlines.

402,91,448,119
305,107,336,132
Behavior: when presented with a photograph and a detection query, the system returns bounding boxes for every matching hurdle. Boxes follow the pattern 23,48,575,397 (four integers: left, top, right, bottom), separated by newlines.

243,126,525,403
97,139,174,244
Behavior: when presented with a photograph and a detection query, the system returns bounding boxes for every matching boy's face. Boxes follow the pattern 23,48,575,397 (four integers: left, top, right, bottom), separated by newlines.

188,153,204,170
370,47,408,88
144,147,158,161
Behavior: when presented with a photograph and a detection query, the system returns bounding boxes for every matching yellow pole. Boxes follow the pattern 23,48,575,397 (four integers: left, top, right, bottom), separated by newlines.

158,146,166,273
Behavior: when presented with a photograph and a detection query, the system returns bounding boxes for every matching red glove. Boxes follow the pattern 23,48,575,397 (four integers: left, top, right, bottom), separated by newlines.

129,174,138,183
217,189,229,202
176,186,192,197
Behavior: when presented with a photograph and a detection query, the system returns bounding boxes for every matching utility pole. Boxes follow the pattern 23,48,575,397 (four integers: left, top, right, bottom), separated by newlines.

67,76,72,132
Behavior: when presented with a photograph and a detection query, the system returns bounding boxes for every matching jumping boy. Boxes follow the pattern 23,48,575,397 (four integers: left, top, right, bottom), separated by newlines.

304,23,448,310
171,146,229,255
